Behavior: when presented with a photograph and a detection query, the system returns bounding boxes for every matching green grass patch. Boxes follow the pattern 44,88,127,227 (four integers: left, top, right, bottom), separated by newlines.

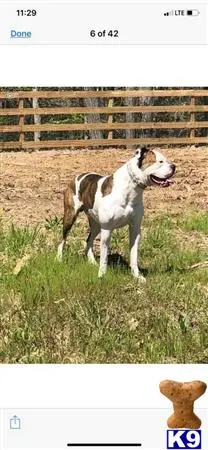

0,212,208,363
177,212,208,234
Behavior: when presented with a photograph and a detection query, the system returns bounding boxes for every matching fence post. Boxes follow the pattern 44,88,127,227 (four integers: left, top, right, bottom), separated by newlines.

124,88,134,150
32,87,41,151
19,99,24,150
83,87,103,141
190,96,195,142
108,99,114,141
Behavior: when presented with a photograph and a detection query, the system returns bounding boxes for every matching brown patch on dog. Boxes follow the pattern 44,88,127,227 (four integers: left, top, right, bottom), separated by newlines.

64,177,76,211
77,173,88,181
101,175,113,196
137,147,149,168
79,173,103,209
63,177,76,239
138,148,155,169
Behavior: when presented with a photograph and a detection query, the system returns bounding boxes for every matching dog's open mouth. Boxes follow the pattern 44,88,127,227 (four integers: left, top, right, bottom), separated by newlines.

150,174,173,187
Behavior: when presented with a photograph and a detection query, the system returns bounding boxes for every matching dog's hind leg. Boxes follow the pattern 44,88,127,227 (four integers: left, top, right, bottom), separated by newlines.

85,216,100,265
57,179,80,261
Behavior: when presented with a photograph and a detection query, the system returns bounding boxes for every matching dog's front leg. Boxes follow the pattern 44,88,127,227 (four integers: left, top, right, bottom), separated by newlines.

129,220,146,282
98,229,112,278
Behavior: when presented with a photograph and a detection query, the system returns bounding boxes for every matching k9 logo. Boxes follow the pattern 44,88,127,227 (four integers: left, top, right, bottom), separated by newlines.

167,430,201,449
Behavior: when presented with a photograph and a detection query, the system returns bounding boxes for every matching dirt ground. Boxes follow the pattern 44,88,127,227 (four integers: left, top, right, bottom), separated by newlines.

0,147,207,226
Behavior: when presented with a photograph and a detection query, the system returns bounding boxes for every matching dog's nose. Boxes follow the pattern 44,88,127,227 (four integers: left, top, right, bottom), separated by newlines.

171,164,176,173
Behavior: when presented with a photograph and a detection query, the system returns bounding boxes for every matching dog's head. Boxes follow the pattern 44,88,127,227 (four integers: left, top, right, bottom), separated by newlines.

134,146,176,187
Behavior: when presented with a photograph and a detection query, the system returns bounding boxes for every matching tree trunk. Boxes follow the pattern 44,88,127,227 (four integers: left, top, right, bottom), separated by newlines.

83,87,102,140
124,87,135,148
139,88,154,139
32,87,41,144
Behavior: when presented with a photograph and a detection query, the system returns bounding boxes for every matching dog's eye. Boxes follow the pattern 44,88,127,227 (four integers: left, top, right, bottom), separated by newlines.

159,160,163,163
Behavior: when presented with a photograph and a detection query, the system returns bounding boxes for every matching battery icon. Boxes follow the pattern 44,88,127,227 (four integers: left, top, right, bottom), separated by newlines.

187,10,200,16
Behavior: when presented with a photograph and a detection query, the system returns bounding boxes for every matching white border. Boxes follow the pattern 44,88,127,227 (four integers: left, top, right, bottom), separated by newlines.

0,365,208,408
1,45,208,86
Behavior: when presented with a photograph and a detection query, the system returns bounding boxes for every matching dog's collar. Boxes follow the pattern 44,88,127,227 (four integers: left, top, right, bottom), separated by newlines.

126,161,146,190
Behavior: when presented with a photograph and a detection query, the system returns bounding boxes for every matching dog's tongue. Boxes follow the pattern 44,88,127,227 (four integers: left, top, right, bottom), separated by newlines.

151,174,174,187
161,179,174,187
162,180,170,187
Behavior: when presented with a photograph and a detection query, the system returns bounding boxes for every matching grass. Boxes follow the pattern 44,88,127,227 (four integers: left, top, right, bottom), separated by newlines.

0,212,208,363
177,212,208,234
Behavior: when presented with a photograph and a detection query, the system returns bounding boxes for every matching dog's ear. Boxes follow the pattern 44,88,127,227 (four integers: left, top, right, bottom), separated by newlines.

135,146,149,157
135,147,151,168
135,147,156,169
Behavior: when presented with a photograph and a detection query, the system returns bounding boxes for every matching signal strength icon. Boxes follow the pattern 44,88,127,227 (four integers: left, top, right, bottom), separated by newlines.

164,10,174,16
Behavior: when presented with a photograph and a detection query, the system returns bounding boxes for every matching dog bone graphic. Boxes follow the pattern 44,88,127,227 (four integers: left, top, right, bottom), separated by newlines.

159,380,207,429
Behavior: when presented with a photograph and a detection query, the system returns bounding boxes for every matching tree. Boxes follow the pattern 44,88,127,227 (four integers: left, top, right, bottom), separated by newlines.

83,87,103,140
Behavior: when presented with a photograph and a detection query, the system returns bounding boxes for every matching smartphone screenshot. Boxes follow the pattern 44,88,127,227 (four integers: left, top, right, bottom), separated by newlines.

0,1,208,449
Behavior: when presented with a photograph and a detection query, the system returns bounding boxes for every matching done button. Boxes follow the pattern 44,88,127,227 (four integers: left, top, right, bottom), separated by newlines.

10,30,32,38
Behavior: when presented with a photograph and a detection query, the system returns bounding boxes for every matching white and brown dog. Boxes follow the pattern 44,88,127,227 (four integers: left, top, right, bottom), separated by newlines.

57,147,176,280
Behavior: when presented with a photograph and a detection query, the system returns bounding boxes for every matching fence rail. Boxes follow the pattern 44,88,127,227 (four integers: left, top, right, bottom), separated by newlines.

0,89,208,150
1,89,208,99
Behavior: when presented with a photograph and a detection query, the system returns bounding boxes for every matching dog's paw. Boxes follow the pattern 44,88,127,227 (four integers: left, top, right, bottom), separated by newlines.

56,253,63,262
98,270,106,278
57,242,64,262
131,269,146,283
88,258,98,266
137,274,146,283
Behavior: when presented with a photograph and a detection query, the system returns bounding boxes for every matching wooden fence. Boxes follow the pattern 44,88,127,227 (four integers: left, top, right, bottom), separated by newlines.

0,89,208,150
